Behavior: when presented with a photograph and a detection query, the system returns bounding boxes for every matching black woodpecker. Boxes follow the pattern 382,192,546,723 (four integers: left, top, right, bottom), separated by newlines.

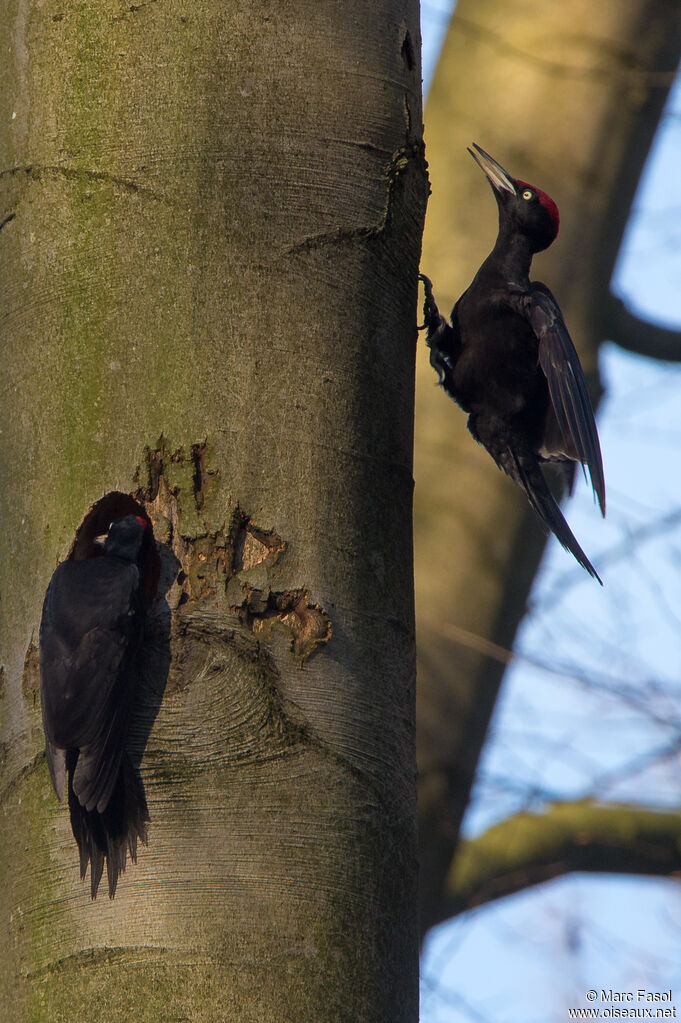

420,143,605,582
40,513,150,897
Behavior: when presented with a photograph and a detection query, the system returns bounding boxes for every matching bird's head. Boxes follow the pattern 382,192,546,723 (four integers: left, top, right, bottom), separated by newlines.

97,514,148,562
468,143,560,253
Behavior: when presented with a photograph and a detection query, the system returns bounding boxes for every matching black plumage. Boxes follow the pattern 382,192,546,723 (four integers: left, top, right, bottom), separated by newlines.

40,514,150,897
420,143,605,582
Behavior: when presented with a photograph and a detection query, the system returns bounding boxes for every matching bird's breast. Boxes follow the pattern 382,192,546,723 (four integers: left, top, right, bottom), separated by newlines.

453,291,544,417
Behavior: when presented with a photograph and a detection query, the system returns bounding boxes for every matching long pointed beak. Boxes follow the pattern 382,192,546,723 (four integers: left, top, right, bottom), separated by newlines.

468,143,517,196
94,533,108,547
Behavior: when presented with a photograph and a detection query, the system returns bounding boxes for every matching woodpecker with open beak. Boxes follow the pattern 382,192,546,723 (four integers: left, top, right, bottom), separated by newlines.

420,144,605,582
40,514,150,896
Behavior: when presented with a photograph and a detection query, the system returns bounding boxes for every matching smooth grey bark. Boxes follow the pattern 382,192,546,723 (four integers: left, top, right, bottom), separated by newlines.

0,3,427,1020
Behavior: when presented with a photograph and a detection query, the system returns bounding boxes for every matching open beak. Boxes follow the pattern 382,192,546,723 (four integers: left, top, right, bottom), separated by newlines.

94,533,108,547
468,143,517,197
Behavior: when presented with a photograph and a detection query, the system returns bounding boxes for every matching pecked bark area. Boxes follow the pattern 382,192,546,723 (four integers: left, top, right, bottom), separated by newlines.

0,3,427,1020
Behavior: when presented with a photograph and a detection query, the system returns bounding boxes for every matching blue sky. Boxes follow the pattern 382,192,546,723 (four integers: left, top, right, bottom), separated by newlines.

419,5,681,1021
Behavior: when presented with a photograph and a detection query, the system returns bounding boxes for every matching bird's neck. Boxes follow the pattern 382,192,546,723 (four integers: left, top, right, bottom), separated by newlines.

486,227,534,286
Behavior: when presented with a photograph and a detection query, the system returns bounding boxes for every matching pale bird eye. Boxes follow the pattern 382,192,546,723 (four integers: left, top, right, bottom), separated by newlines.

522,189,533,200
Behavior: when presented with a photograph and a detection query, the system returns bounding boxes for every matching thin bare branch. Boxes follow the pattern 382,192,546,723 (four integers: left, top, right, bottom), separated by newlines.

606,295,681,362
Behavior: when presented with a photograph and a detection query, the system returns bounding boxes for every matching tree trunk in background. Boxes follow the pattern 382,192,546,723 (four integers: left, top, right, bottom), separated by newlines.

0,3,427,1020
415,0,681,934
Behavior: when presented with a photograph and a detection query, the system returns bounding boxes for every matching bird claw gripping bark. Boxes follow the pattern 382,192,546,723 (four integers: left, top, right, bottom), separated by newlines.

418,273,461,395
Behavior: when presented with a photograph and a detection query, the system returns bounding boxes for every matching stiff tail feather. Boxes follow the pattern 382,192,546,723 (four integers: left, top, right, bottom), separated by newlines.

510,449,602,585
66,750,149,898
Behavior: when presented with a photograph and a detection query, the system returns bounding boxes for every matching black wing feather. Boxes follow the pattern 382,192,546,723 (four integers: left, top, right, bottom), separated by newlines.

40,555,147,896
419,273,605,581
510,448,602,584
468,412,603,584
523,283,605,515
40,558,141,812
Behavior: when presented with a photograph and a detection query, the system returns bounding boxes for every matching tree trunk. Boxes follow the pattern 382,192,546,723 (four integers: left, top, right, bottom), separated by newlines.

0,3,427,1020
415,0,681,934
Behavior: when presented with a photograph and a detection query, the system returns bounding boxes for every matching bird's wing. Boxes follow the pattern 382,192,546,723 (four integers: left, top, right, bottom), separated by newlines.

44,738,67,802
509,446,602,584
468,412,602,584
67,626,136,812
40,559,143,812
419,273,462,400
520,282,605,515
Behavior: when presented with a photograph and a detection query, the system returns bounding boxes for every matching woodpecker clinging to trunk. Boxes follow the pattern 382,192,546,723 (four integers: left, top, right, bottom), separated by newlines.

420,143,605,582
40,513,150,897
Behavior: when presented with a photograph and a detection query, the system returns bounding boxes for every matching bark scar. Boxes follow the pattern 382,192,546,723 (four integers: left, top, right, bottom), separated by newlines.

0,164,166,202
286,140,426,255
230,584,332,662
133,436,332,663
